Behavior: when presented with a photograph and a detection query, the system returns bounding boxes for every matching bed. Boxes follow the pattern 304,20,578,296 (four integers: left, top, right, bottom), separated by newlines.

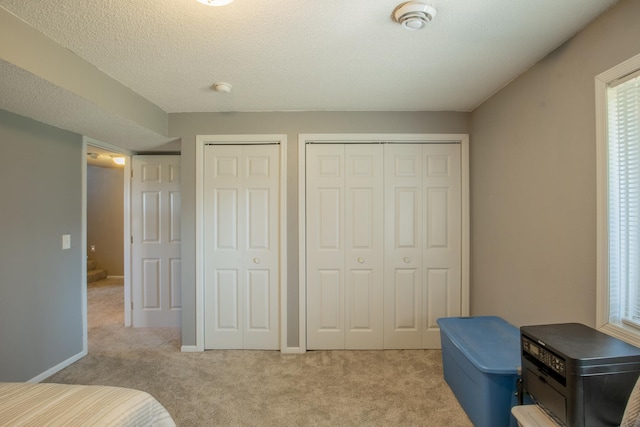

0,383,176,426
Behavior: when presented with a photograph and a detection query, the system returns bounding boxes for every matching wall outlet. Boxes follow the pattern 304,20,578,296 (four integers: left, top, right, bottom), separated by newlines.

62,234,71,250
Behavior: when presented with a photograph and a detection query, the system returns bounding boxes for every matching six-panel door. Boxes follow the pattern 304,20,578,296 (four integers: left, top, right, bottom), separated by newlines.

307,143,461,349
203,144,280,350
131,155,182,327
306,144,384,349
383,144,424,349
421,144,461,348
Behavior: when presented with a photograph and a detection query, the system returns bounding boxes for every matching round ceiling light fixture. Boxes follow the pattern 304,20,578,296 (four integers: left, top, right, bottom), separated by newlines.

212,82,232,93
393,2,437,30
196,0,234,6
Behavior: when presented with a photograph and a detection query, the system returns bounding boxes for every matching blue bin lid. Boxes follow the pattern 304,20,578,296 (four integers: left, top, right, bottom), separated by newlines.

437,316,521,375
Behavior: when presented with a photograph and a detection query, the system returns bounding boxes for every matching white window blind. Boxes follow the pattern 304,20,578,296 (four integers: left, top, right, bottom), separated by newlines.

608,73,640,328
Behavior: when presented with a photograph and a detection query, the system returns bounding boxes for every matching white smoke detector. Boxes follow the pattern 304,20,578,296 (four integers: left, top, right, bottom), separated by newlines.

393,2,437,30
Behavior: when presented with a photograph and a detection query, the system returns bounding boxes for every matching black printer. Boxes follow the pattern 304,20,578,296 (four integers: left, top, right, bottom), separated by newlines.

520,323,640,427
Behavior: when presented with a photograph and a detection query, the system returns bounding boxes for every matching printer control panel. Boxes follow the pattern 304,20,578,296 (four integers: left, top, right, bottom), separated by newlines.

522,336,566,377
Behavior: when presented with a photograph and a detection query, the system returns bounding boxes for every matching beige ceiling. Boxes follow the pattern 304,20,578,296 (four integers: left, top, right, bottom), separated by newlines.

0,0,621,150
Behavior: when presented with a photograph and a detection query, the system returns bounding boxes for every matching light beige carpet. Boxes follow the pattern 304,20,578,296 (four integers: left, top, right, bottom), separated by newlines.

46,279,472,426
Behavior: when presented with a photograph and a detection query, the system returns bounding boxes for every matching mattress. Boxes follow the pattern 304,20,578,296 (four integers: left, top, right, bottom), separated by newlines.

0,383,176,426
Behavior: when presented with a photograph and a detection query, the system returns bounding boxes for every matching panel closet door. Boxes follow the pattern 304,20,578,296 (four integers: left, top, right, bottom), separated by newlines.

421,143,461,348
383,144,424,349
306,143,462,350
306,144,384,350
345,144,384,349
383,144,462,349
203,144,280,350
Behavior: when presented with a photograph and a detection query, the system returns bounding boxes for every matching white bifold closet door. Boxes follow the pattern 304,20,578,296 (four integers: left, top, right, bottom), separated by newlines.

306,144,384,350
383,143,461,349
307,143,461,350
203,144,280,350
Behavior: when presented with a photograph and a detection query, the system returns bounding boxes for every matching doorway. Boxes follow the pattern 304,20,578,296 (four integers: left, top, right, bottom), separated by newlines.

82,137,133,346
86,145,125,281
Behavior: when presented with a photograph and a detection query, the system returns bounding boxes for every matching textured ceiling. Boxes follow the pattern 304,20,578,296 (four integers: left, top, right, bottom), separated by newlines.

0,59,174,150
0,0,621,149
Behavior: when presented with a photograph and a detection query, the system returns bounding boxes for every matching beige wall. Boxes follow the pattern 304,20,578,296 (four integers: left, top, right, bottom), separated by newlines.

469,0,640,327
87,164,124,276
170,111,470,347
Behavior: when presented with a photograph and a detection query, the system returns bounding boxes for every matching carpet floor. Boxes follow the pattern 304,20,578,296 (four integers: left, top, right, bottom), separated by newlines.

45,279,472,426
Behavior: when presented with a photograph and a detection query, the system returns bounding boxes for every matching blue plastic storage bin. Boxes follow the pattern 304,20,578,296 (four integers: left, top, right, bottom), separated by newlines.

437,316,522,427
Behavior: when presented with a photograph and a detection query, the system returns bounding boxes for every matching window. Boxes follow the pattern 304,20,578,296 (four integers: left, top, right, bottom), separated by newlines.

597,54,640,346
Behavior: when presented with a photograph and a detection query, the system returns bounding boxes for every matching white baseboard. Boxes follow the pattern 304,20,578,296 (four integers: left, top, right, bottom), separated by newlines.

28,349,87,383
281,346,306,354
181,345,306,353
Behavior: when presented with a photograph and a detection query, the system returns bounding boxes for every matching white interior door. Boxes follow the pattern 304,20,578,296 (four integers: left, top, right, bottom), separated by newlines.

204,144,280,350
306,144,345,349
421,144,462,347
344,144,384,349
383,144,424,349
306,144,384,350
306,142,462,350
131,155,182,327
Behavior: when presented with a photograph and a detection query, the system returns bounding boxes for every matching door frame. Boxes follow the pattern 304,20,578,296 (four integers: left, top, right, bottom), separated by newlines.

298,133,470,352
82,136,134,349
195,135,288,352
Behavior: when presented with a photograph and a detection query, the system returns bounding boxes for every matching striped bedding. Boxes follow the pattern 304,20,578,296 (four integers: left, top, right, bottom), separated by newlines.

0,383,176,426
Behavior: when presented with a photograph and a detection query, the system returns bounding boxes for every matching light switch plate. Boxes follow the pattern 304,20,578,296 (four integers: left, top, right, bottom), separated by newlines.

62,234,71,250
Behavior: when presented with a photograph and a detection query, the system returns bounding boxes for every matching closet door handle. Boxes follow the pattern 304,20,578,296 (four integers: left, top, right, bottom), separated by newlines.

357,257,365,264
403,257,411,264
253,258,261,264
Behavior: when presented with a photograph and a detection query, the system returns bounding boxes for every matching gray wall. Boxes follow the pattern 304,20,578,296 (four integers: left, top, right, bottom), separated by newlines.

170,111,470,347
469,0,640,327
87,164,124,276
0,108,83,381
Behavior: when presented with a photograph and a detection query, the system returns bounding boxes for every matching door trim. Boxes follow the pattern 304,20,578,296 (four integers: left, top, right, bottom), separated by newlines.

195,135,288,352
298,133,470,352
